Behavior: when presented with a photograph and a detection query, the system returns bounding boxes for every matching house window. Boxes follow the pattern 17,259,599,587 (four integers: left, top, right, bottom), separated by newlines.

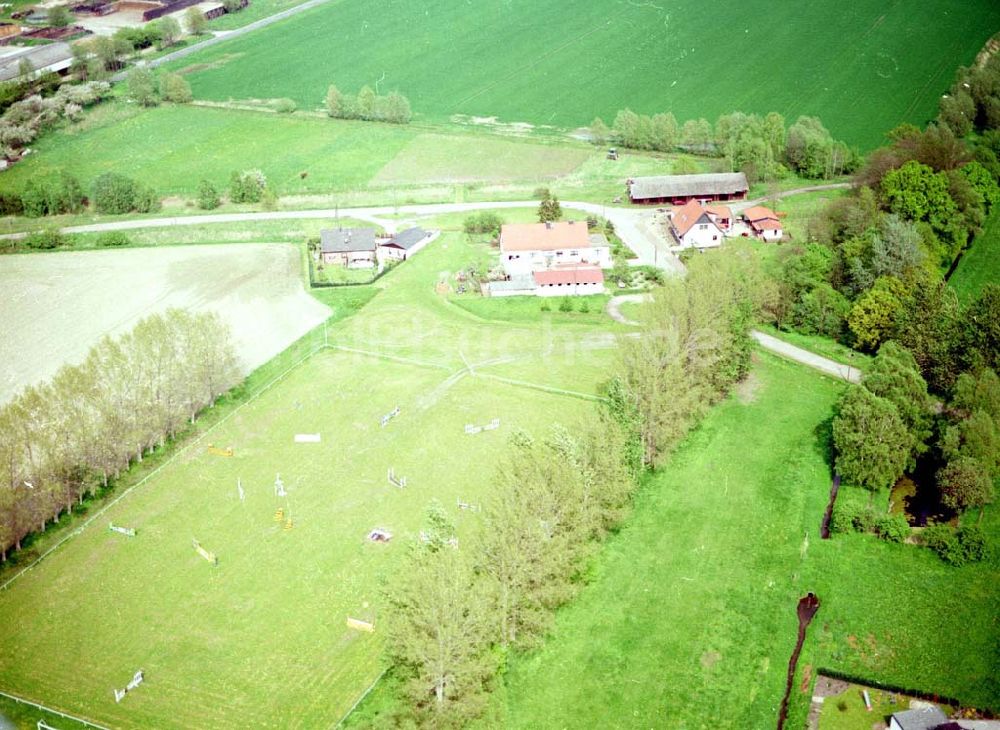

699,224,708,230
556,251,563,256
570,250,579,256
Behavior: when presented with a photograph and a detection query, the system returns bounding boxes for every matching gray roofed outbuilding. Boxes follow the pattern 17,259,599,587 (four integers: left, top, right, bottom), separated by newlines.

319,228,376,254
0,42,74,82
628,172,749,201
890,707,950,730
386,227,428,250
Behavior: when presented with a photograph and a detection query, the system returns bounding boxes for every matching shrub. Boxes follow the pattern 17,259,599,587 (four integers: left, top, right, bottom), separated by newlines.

558,297,573,312
852,506,877,534
829,500,861,534
955,524,987,564
539,301,551,312
197,179,220,210
920,523,986,566
463,211,503,238
874,513,910,543
125,67,158,107
159,73,192,104
91,172,159,215
578,299,590,313
24,228,65,249
920,524,955,553
229,169,267,204
270,98,296,113
95,232,131,247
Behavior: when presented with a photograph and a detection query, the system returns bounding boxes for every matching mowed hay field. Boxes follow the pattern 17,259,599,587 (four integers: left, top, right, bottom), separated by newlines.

0,243,330,405
0,231,619,728
169,0,1000,148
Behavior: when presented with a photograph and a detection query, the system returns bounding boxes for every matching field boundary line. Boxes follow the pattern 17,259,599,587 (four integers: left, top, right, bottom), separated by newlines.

329,344,451,371
0,345,326,594
332,668,388,729
477,372,606,402
0,688,111,730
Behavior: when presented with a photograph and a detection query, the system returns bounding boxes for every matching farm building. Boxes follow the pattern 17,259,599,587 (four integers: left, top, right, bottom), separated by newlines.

379,227,433,261
533,266,605,297
499,221,610,278
0,42,74,82
667,199,726,249
743,206,783,241
319,228,377,268
887,706,949,730
627,172,749,205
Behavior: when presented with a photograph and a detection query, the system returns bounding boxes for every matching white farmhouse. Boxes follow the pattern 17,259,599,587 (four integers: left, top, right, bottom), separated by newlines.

499,221,611,277
668,199,726,249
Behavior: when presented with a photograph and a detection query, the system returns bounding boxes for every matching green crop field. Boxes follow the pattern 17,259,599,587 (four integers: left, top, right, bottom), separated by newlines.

950,206,1000,302
0,231,621,729
0,102,693,204
499,354,1000,727
167,0,1000,149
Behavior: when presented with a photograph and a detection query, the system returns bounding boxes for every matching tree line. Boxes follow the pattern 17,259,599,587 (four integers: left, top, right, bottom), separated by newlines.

590,109,856,182
377,251,760,726
325,84,412,124
0,309,239,562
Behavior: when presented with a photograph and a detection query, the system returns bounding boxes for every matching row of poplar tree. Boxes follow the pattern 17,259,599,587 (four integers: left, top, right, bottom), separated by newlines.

0,309,239,561
380,252,763,727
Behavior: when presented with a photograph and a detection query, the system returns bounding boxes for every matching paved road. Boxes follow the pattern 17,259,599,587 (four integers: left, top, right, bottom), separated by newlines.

1,200,684,270
606,296,861,383
751,330,861,383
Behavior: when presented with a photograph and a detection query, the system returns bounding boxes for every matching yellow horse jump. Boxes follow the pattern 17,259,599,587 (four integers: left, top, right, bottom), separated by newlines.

207,444,234,457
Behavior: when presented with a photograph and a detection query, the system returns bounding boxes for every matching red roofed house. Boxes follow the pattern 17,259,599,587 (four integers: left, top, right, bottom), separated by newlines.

668,199,725,249
533,266,605,297
493,221,610,297
499,221,611,277
743,206,783,241
705,204,733,233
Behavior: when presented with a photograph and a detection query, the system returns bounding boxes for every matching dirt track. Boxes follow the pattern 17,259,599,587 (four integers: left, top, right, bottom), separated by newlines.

0,243,330,404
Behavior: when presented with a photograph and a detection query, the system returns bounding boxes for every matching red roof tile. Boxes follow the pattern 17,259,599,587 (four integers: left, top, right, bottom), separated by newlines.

500,221,590,252
533,267,604,286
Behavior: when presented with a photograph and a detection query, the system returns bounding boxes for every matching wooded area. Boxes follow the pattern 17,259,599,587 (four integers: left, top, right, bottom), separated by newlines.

0,309,239,561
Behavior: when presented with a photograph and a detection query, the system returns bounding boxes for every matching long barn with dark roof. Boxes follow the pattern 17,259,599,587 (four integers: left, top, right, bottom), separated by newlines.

627,172,749,205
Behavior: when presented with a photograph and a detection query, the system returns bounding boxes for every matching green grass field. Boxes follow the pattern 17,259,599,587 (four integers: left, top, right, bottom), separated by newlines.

0,102,699,204
0,231,620,728
166,0,1000,148
950,205,1000,302
499,354,999,727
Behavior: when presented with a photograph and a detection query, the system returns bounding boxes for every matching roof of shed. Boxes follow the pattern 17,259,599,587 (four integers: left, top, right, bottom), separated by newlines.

385,227,428,249
628,172,749,200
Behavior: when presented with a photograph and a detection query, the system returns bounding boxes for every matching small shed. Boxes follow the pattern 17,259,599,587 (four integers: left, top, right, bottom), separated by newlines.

379,227,432,261
319,228,377,268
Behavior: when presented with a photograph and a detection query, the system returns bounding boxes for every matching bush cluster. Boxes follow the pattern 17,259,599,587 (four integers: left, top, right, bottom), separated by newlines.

462,211,503,238
325,84,411,124
0,82,110,158
91,172,160,215
830,501,911,544
228,169,268,204
921,523,989,566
